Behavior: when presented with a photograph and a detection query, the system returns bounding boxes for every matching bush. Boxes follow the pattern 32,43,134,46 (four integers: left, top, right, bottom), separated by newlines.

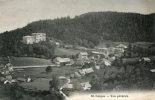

45,66,52,72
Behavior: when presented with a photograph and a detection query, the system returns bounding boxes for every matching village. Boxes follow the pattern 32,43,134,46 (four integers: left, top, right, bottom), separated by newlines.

0,33,155,99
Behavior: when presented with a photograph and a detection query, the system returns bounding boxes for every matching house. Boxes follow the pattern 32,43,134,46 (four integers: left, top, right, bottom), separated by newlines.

115,48,125,53
4,75,16,84
94,65,100,70
104,60,111,66
114,48,125,57
53,57,71,66
32,33,46,43
59,76,70,84
76,52,89,65
74,46,87,50
80,82,92,90
108,47,116,54
97,48,109,56
139,57,151,62
116,44,128,49
92,51,104,55
74,72,81,78
55,42,60,46
58,76,72,88
150,69,155,72
75,59,90,66
79,70,86,76
22,33,46,44
23,35,35,44
93,48,109,57
108,54,116,62
101,59,111,66
82,68,94,74
78,52,88,60
63,83,73,89
64,44,74,49
50,40,60,47
26,76,32,83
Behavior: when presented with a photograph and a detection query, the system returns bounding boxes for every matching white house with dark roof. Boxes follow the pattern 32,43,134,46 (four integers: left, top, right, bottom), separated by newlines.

78,52,88,60
53,57,71,66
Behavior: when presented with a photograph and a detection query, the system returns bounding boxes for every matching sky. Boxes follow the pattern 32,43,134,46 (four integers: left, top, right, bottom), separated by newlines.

0,0,155,33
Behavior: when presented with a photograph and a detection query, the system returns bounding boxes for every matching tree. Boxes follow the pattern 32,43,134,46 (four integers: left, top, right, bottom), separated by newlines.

49,75,61,93
45,66,53,72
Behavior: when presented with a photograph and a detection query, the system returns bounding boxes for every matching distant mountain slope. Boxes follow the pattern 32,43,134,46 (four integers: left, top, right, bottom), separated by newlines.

0,12,154,55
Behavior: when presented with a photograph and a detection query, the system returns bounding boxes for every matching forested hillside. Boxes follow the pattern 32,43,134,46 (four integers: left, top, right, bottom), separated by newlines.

0,12,154,56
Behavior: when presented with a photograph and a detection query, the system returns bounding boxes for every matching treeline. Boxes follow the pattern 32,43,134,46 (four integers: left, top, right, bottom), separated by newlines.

0,12,154,56
0,34,55,58
16,41,55,58
90,58,154,91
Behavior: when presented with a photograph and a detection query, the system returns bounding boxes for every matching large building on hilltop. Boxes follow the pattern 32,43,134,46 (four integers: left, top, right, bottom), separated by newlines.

23,36,35,44
22,33,46,44
32,33,46,43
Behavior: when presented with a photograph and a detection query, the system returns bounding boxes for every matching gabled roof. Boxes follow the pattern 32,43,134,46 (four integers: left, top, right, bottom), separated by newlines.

97,47,108,50
54,57,71,62
63,84,73,89
150,69,155,72
82,68,94,74
32,33,46,35
117,44,128,48
79,52,88,56
143,57,151,62
74,72,81,77
23,35,34,38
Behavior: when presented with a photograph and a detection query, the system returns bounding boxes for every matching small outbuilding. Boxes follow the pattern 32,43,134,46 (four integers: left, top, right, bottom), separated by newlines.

53,57,71,66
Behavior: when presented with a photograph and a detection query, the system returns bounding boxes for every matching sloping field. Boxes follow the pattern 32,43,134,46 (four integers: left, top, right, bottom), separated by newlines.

19,78,52,91
10,57,53,67
54,48,80,56
96,41,129,48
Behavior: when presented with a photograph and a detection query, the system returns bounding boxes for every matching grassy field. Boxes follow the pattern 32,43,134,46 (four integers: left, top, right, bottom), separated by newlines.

54,48,80,56
14,65,83,91
10,57,53,67
10,56,88,91
19,78,51,91
14,65,80,78
96,41,129,48
96,41,153,48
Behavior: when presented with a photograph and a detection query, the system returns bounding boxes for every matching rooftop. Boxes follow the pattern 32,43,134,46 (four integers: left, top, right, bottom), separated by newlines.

54,57,71,62
79,52,88,56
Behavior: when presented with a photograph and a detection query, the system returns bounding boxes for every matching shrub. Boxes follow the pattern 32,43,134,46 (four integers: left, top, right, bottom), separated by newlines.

45,66,52,72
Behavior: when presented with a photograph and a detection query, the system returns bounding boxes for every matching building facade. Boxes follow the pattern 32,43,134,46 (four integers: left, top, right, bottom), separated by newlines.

22,33,46,44
53,57,71,66
23,36,35,44
32,33,46,43
78,52,88,60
